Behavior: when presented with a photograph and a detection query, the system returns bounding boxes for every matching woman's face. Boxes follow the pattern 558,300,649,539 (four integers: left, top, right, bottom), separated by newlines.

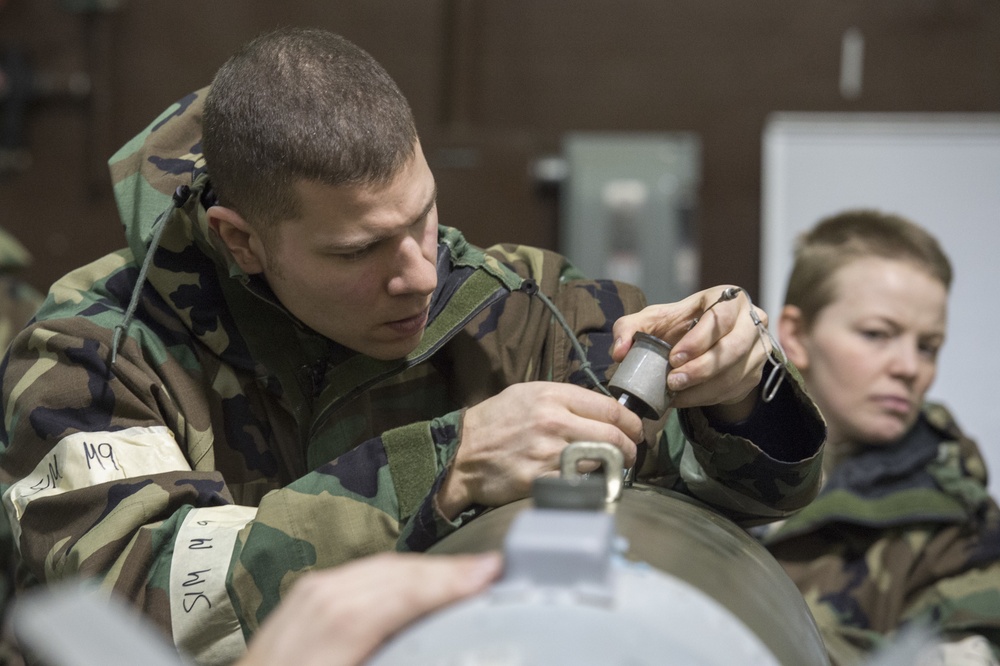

779,257,948,448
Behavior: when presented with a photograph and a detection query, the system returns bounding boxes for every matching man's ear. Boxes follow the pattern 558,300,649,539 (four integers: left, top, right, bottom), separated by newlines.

777,304,810,371
207,206,266,274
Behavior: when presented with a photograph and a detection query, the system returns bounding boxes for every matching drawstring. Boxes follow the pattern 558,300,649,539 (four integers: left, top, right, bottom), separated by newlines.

699,287,787,403
521,279,614,397
110,185,191,365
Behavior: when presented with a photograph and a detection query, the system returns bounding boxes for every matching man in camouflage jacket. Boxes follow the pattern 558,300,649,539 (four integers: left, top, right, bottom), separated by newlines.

759,403,1000,664
0,29,825,665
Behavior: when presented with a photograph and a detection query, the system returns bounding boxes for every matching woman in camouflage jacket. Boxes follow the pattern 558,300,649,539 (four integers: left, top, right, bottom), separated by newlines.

763,210,1000,665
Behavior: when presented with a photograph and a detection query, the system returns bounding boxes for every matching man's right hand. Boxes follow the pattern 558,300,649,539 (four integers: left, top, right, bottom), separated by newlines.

436,381,642,519
237,552,502,666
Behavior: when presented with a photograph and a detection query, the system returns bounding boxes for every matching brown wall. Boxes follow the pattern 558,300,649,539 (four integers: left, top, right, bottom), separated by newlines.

2,0,999,298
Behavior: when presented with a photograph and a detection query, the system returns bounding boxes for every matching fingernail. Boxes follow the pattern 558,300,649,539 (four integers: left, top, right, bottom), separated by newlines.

667,373,688,391
613,337,623,352
671,352,688,366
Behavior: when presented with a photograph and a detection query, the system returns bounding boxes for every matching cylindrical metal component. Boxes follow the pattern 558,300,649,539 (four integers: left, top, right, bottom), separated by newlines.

608,332,673,419
421,485,830,666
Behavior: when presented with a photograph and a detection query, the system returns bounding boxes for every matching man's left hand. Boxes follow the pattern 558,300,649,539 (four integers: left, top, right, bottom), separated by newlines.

611,285,769,422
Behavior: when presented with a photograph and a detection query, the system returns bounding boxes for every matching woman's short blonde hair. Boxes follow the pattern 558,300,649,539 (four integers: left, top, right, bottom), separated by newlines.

784,209,953,327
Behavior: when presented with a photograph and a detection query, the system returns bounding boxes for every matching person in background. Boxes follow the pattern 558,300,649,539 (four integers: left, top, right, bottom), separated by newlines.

0,226,41,664
0,227,40,354
0,27,824,664
760,210,1000,665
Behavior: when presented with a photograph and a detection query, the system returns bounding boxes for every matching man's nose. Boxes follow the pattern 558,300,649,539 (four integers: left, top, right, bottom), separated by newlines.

387,234,436,297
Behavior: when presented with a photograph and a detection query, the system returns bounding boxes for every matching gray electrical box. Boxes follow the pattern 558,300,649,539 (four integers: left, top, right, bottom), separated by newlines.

560,133,701,305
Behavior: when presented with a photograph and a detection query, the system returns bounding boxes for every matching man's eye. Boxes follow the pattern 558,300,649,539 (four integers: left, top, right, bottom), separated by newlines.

336,246,373,261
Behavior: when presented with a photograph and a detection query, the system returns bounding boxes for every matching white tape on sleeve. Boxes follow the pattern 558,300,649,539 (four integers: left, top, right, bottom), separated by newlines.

2,425,191,545
170,504,256,666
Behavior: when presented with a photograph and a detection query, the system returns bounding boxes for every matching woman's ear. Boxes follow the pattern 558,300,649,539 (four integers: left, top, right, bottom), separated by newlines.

778,304,810,371
207,206,266,274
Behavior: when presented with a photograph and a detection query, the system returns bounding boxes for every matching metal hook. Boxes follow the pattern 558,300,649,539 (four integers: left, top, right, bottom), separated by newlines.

559,441,624,502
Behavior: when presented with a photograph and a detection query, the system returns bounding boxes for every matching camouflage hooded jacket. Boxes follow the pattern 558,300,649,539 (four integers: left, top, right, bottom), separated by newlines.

760,403,1000,665
0,89,824,665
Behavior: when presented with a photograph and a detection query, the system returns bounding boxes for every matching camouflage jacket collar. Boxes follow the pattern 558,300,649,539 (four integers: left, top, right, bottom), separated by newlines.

822,414,940,499
762,403,991,543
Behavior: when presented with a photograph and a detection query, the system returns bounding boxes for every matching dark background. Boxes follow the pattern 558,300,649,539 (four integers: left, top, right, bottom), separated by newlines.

2,0,998,297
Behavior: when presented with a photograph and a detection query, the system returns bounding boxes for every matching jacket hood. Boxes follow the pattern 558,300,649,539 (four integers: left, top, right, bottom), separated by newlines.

108,87,213,263
105,87,257,365
761,403,992,544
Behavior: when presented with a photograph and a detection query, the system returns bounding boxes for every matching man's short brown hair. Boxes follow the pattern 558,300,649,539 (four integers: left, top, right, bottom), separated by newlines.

203,27,418,238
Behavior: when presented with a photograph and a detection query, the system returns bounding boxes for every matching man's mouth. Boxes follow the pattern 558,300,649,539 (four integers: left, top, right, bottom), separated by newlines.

386,309,429,336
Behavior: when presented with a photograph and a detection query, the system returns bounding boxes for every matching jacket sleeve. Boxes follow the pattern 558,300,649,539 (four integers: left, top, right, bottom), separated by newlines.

803,521,1000,665
890,465,1000,663
640,356,826,526
898,558,1000,664
0,319,462,664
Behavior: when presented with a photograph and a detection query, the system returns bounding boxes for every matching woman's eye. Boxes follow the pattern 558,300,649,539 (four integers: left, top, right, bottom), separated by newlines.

919,342,941,359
